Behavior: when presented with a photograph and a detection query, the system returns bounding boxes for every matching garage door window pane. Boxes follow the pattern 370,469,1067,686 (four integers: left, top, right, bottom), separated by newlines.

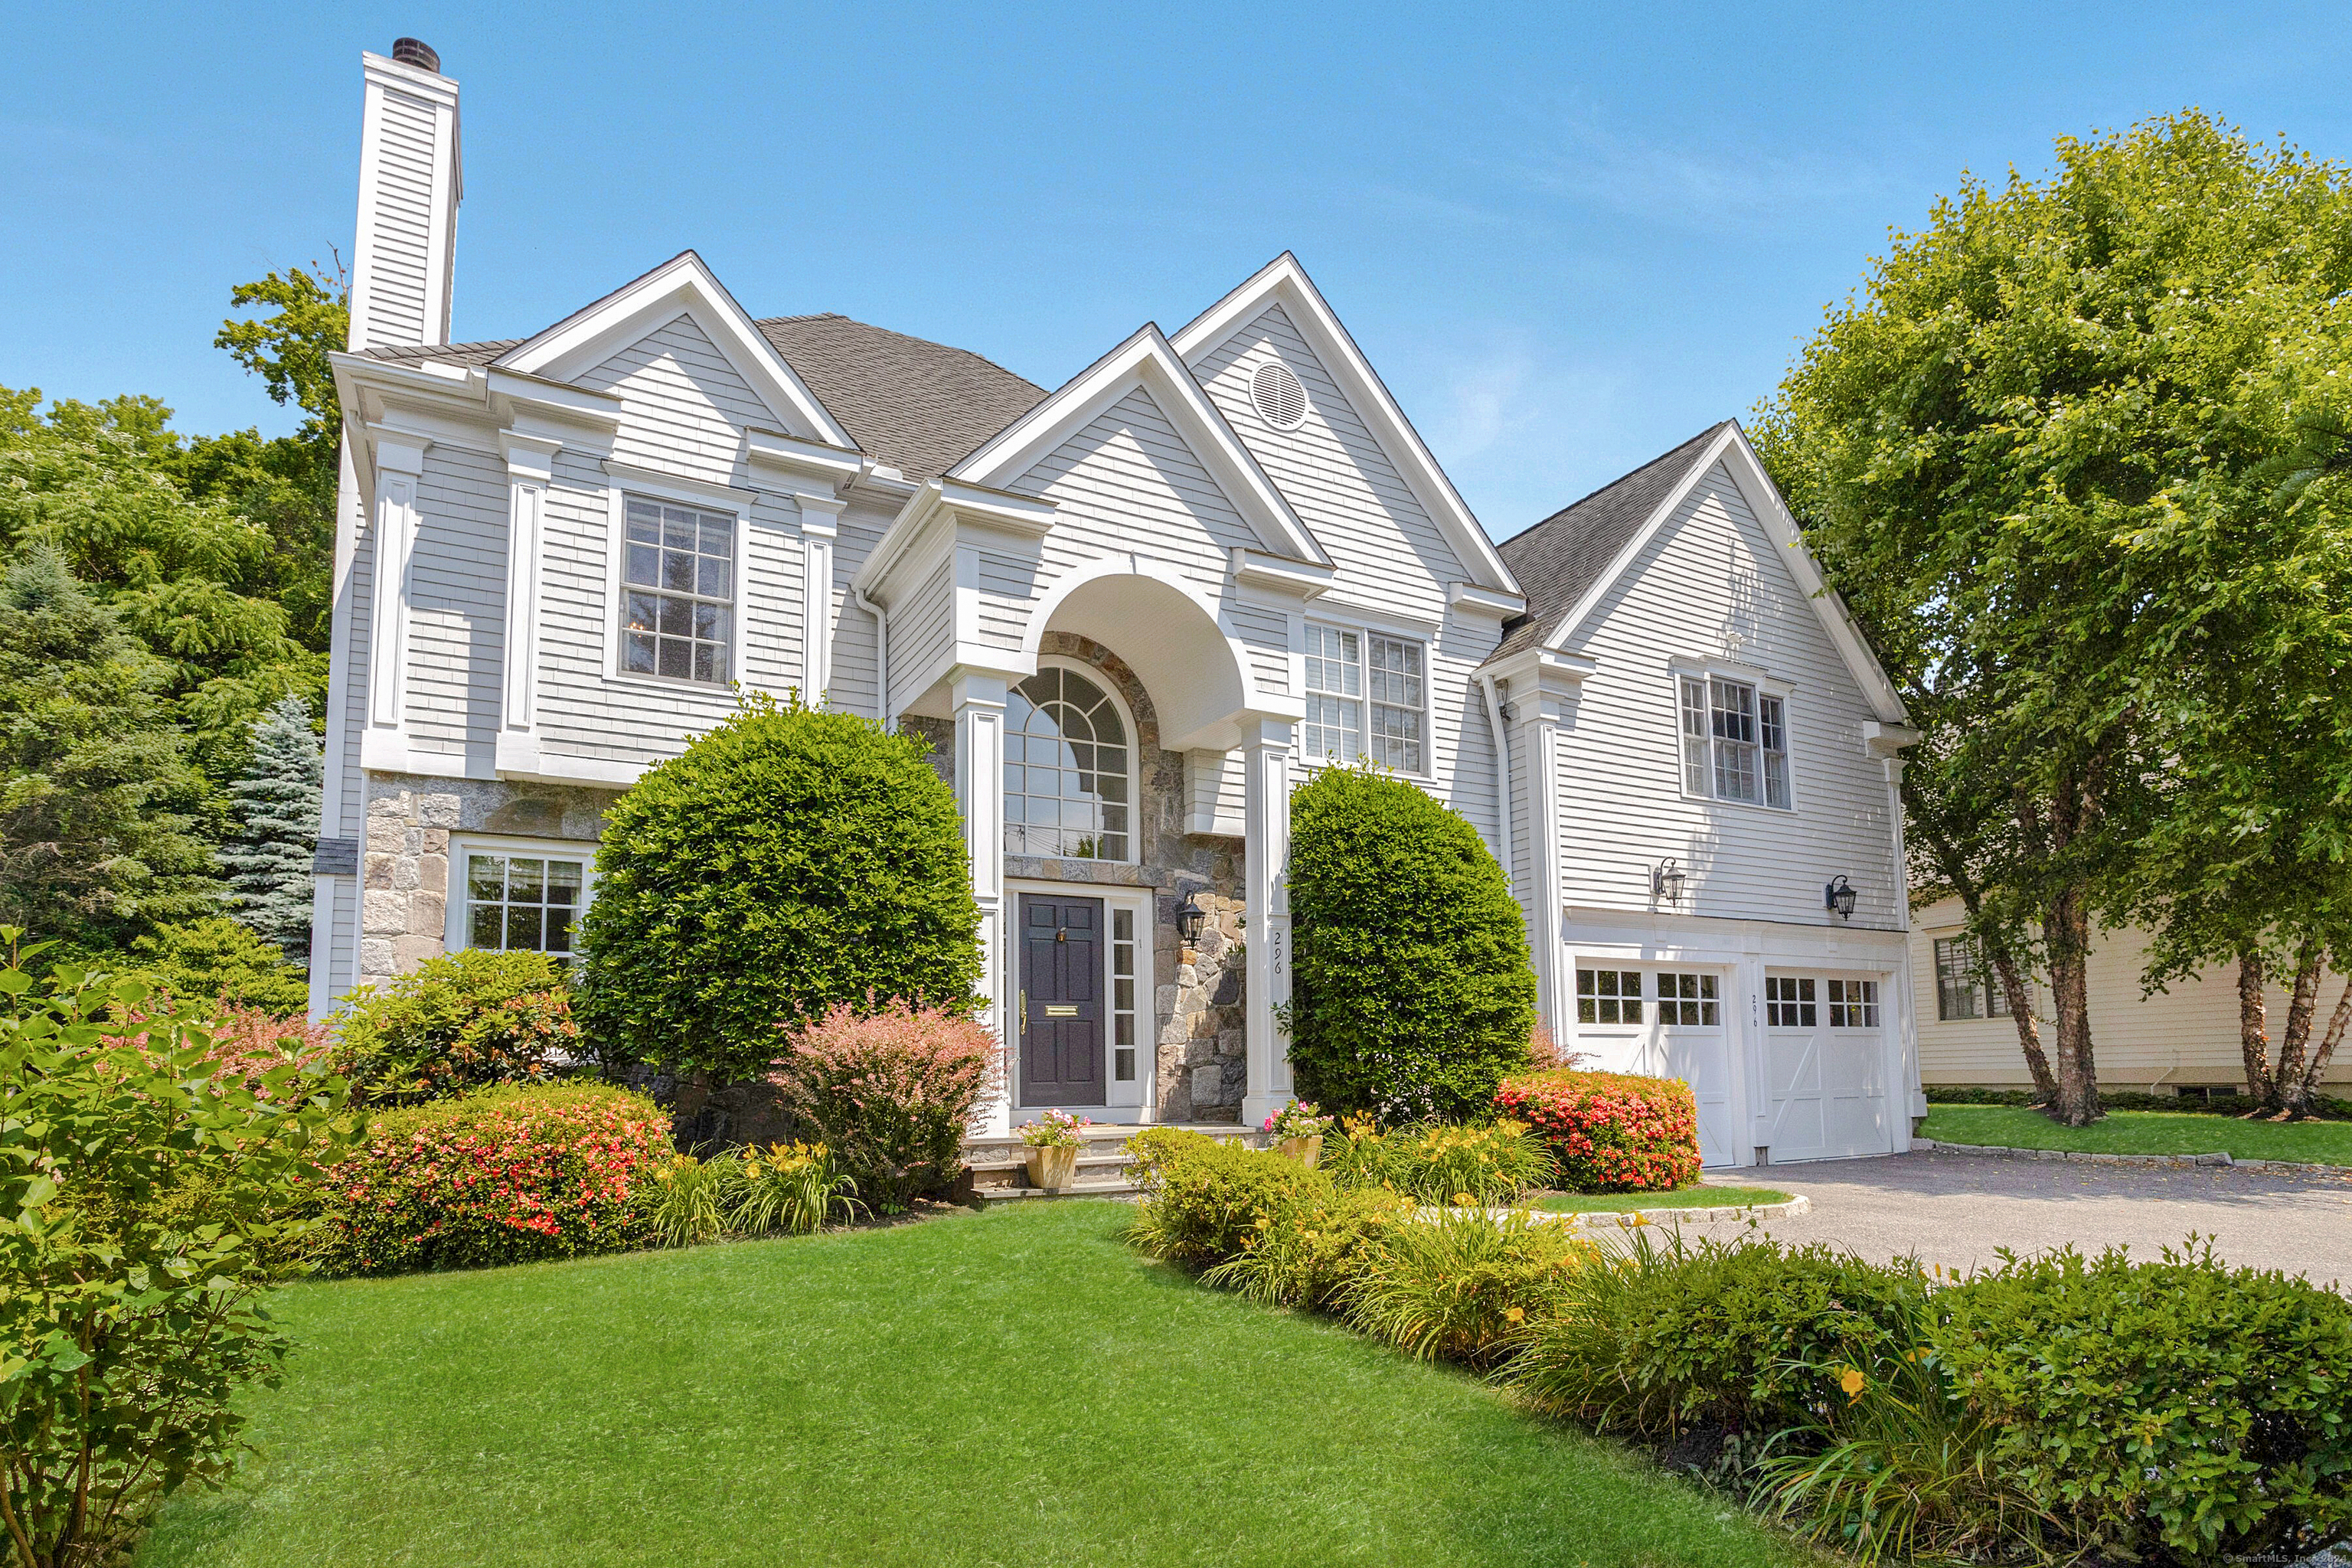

1828,978,1879,1028
1577,968,1642,1024
1765,975,1816,1027
1657,971,1719,1026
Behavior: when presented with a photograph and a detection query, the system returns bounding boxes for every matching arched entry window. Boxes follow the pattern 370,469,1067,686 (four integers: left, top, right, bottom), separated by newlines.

1005,665,1132,861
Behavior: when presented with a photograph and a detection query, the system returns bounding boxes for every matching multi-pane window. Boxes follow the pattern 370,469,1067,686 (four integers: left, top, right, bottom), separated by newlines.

1764,975,1817,1027
1004,666,1130,860
1112,908,1138,1083
1302,626,1426,773
621,497,733,684
1679,675,1790,808
1656,972,1720,1026
1933,938,2011,1021
1576,969,1643,1024
466,853,585,955
1828,978,1880,1028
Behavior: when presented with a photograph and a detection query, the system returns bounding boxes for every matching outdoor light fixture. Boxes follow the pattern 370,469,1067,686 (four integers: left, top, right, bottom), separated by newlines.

1824,874,1857,920
1651,858,1686,906
1174,889,1207,946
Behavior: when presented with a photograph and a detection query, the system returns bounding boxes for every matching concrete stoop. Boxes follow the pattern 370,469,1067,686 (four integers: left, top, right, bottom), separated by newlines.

960,1124,1269,1203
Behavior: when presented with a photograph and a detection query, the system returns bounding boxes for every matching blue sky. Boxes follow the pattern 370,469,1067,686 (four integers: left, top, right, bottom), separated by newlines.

7,3,2350,537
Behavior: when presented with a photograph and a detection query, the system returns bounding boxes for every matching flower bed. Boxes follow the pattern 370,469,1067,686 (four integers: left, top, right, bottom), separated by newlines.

1494,1070,1700,1192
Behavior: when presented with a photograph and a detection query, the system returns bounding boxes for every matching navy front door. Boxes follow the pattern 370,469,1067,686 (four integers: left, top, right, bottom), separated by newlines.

1020,893,1106,1106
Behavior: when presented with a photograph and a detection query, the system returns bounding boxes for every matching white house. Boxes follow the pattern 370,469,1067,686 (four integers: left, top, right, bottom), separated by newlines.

309,41,1924,1166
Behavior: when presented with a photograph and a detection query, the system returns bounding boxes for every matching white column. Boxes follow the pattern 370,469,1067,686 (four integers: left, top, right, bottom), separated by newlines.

1240,717,1295,1126
797,495,844,706
495,432,558,775
366,435,428,733
952,668,1012,1134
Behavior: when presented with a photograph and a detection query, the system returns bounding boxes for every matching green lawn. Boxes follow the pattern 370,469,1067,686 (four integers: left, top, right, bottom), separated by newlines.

1922,1104,2352,1165
140,1201,1814,1568
1529,1185,1792,1214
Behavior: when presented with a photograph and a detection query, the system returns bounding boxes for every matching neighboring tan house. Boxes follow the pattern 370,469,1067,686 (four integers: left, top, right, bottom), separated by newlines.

307,41,1924,1165
1909,901,2352,1096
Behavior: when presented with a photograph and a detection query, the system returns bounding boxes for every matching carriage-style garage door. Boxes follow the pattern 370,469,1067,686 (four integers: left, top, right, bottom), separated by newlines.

1573,967,1743,1168
1763,972,1893,1161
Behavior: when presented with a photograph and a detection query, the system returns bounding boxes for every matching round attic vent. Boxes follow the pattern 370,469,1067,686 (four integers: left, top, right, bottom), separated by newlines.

1250,361,1307,430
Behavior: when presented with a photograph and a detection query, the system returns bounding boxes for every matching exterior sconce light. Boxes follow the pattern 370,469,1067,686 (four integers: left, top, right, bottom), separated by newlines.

1824,874,1857,920
1651,858,1686,906
1174,889,1207,946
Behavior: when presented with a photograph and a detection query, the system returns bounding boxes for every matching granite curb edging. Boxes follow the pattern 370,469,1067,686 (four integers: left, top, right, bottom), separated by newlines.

1912,1137,2350,1178
1432,1194,1813,1229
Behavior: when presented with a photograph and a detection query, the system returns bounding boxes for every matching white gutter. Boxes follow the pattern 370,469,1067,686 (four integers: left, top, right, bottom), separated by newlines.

854,583,891,728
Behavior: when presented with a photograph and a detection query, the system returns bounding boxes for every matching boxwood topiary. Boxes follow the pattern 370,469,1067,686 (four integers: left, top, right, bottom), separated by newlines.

1285,763,1536,1122
577,694,981,1080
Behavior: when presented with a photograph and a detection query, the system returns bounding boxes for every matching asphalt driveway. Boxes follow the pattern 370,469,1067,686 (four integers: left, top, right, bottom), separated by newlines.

1681,1149,2352,1288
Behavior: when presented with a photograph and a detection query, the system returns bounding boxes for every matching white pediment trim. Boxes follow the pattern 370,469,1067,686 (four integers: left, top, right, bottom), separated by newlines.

1170,252,1519,596
946,324,1331,568
492,250,860,453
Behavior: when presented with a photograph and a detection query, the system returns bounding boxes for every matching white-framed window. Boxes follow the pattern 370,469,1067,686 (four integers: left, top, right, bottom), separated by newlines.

1764,975,1817,1027
1576,968,1643,1024
1678,674,1790,808
1827,978,1880,1028
620,495,735,684
1933,938,2011,1021
1004,663,1133,861
1656,972,1720,1026
1112,907,1138,1083
1302,624,1426,773
459,846,592,956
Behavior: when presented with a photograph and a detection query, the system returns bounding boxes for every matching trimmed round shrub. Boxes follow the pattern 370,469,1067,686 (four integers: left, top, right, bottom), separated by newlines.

315,1082,669,1276
1286,764,1536,1122
331,947,579,1104
1495,1069,1700,1192
769,999,998,1213
577,694,980,1080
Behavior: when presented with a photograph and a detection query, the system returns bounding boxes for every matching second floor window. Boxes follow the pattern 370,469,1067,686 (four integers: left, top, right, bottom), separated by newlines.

1303,625,1426,773
622,497,733,684
1679,675,1790,808
1005,665,1131,861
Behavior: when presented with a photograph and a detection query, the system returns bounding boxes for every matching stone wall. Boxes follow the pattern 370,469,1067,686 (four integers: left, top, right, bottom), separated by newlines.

358,773,619,987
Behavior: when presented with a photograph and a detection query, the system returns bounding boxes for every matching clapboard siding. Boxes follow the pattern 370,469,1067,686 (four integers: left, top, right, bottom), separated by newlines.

828,503,895,720
403,445,507,760
975,551,1032,652
890,555,956,714
355,86,439,345
1225,603,1292,698
577,314,772,487
1191,304,1463,622
1553,461,1901,928
1910,898,2352,1089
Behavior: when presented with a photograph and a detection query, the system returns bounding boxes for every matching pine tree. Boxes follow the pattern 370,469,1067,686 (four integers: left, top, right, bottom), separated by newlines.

217,693,321,959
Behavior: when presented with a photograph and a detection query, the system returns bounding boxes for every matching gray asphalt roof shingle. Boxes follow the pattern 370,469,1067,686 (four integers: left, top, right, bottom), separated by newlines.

359,315,1047,483
1486,422,1731,665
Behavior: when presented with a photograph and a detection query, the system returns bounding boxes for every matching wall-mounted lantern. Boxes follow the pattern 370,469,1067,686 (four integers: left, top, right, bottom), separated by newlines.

1651,858,1686,906
1824,874,1857,921
1175,889,1207,946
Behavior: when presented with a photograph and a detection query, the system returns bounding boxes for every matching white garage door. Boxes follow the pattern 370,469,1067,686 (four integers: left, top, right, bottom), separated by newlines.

1573,966,1743,1168
1764,973,1892,1161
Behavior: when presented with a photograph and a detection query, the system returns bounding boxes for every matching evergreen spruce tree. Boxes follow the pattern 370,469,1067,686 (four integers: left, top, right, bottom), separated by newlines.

217,693,319,958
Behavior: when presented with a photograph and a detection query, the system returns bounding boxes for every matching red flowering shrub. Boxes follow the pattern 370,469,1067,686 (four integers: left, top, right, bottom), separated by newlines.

104,1000,332,1099
316,1082,669,1276
770,999,1001,1213
1494,1070,1701,1192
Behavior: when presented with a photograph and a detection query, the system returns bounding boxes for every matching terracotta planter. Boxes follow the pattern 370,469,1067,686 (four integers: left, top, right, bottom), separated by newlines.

1276,1134,1324,1169
1027,1143,1079,1193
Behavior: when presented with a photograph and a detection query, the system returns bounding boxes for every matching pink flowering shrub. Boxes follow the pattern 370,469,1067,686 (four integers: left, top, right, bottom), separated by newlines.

770,1000,1001,1213
316,1082,669,1276
104,1000,332,1098
1494,1070,1701,1193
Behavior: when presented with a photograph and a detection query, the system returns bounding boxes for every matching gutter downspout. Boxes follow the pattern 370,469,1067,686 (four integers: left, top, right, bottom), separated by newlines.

853,584,890,729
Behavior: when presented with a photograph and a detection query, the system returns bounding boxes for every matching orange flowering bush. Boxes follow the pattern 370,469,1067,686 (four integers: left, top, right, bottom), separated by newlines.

1494,1070,1700,1193
316,1082,669,1276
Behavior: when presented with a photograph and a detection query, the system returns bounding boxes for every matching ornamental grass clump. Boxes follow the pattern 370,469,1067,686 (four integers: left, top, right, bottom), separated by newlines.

733,1141,858,1236
646,1151,737,1249
770,999,998,1213
1340,1209,1594,1367
1200,1184,1413,1309
1374,1120,1553,1205
1494,1069,1700,1192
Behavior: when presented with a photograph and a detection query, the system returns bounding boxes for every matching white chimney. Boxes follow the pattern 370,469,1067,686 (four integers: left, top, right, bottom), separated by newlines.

348,39,462,351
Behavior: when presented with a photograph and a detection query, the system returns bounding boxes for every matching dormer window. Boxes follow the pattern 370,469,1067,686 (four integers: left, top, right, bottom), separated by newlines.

1678,674,1790,808
621,497,734,684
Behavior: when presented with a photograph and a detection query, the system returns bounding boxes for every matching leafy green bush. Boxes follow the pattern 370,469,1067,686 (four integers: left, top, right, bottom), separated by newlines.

1331,1119,1554,1204
577,693,980,1080
0,936,353,1565
316,1082,669,1276
128,914,311,1014
1197,1183,1411,1308
1338,1210,1592,1366
1931,1240,2352,1563
1495,1070,1701,1192
1285,764,1536,1122
769,999,998,1214
1124,1129,1335,1268
331,948,579,1104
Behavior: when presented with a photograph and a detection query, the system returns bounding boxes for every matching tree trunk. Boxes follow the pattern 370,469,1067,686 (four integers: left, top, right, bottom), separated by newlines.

2236,952,2277,1108
2287,969,2352,1116
2043,884,2101,1125
2271,944,2323,1110
1984,942,2057,1101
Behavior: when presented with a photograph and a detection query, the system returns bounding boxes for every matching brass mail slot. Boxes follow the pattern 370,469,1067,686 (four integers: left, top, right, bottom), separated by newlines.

1043,1004,1080,1018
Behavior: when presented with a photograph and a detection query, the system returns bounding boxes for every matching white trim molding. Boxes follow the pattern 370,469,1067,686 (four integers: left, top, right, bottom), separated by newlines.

364,431,429,732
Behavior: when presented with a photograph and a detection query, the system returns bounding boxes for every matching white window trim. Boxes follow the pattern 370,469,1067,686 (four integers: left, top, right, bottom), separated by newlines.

601,482,752,697
1005,655,1143,867
445,835,599,956
1300,620,1432,779
1668,662,1798,814
1002,877,1158,1116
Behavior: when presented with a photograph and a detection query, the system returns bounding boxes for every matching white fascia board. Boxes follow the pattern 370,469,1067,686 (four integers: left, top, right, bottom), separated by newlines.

1169,253,1520,596
1230,547,1334,600
1483,644,1597,696
1447,582,1526,619
745,427,870,495
949,324,1331,569
1530,423,1743,660
851,478,1056,601
492,250,859,452
485,369,622,433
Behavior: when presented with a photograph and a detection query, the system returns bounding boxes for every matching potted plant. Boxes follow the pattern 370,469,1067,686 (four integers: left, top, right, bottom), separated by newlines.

1263,1099,1331,1168
1016,1109,1092,1192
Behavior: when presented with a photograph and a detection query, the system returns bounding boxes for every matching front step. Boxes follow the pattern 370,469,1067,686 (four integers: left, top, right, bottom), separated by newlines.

961,1122,1267,1202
